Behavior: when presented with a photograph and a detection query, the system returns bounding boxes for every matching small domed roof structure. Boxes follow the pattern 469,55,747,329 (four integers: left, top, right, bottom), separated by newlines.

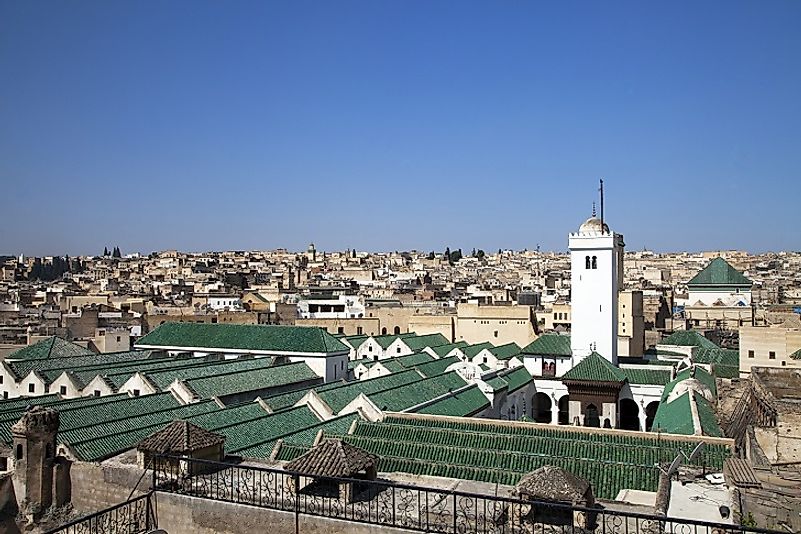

578,216,609,234
667,378,714,404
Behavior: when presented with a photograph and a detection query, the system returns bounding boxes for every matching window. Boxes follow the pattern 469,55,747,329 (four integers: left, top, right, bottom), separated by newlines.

396,347,401,354
94,390,101,397
337,327,344,334
585,256,591,269
211,317,218,324
591,256,597,269
0,376,3,384
782,361,786,367
28,384,35,393
494,330,499,338
357,327,363,335
2,392,7,399
341,361,344,370
16,444,23,460
553,313,557,320
769,351,776,360
116,336,121,343
133,389,140,397
748,350,754,359
60,386,67,395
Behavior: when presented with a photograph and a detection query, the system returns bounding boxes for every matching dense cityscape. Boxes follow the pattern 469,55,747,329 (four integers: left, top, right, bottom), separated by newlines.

3,1,801,533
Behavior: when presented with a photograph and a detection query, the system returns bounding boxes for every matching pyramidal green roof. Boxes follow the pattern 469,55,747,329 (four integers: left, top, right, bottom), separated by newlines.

562,352,626,383
521,334,572,357
687,257,752,288
136,323,348,354
8,337,93,361
661,330,718,349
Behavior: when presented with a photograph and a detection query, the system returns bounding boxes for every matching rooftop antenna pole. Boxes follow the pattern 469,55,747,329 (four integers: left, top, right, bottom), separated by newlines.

599,178,605,233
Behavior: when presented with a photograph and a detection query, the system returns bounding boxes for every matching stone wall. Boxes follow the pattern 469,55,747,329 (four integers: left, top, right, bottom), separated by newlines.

154,491,416,534
68,461,150,513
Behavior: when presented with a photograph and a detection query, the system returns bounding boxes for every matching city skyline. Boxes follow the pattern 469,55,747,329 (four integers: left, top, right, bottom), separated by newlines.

2,1,801,255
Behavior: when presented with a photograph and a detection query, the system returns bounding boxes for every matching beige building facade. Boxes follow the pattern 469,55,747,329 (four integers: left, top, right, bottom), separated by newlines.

456,303,537,347
618,290,645,357
739,325,801,376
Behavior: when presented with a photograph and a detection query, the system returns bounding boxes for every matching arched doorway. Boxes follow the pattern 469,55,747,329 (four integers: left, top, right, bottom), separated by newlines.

619,398,640,431
645,401,660,431
584,404,600,427
534,393,552,423
393,326,401,335
381,327,387,335
557,395,570,425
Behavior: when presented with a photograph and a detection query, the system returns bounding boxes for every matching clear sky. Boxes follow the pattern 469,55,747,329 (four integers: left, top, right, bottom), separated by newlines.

2,1,800,256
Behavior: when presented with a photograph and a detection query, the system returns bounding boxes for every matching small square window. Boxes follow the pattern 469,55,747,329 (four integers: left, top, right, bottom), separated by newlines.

133,389,140,397
748,350,754,359
94,390,101,397
769,351,776,360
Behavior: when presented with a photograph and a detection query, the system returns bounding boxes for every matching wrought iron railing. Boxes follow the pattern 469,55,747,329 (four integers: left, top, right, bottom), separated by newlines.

152,455,783,534
43,491,156,534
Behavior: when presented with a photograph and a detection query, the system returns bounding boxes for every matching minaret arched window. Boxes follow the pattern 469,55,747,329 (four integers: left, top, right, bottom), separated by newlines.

591,256,597,269
585,256,591,269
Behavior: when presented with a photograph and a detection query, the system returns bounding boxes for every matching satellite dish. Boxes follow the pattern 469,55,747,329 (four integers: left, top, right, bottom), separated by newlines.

658,453,683,477
686,442,704,463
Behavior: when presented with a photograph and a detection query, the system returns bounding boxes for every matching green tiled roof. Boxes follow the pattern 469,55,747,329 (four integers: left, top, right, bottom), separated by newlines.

487,342,522,360
342,335,369,349
790,348,801,360
651,392,694,436
136,323,348,353
413,356,459,377
238,413,359,458
521,334,572,357
368,372,467,412
562,352,626,383
204,405,321,454
662,366,717,402
415,385,490,417
694,392,723,437
63,401,219,461
64,356,212,390
404,333,449,351
694,348,738,367
7,337,93,361
316,369,423,413
428,342,468,357
143,357,273,389
661,331,718,349
183,361,319,399
372,334,402,349
394,352,435,368
687,257,752,288
9,350,162,383
485,376,508,392
620,367,672,386
496,366,532,393
313,416,732,500
462,342,494,358
378,360,406,373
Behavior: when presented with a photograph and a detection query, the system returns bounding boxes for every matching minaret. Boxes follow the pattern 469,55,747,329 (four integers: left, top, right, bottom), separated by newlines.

568,184,624,366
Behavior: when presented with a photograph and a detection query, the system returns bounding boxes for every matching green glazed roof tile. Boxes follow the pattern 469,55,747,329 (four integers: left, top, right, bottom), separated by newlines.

562,352,626,383
520,334,572,357
136,323,348,353
687,257,752,288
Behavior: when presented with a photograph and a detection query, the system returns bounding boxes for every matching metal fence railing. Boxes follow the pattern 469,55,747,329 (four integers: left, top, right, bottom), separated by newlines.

152,455,784,534
43,491,156,534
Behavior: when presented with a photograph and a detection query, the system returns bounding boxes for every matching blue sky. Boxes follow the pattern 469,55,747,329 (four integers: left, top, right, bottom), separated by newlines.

2,1,800,256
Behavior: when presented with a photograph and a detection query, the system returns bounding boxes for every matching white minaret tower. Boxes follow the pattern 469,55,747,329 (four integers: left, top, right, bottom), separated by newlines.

568,182,624,366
